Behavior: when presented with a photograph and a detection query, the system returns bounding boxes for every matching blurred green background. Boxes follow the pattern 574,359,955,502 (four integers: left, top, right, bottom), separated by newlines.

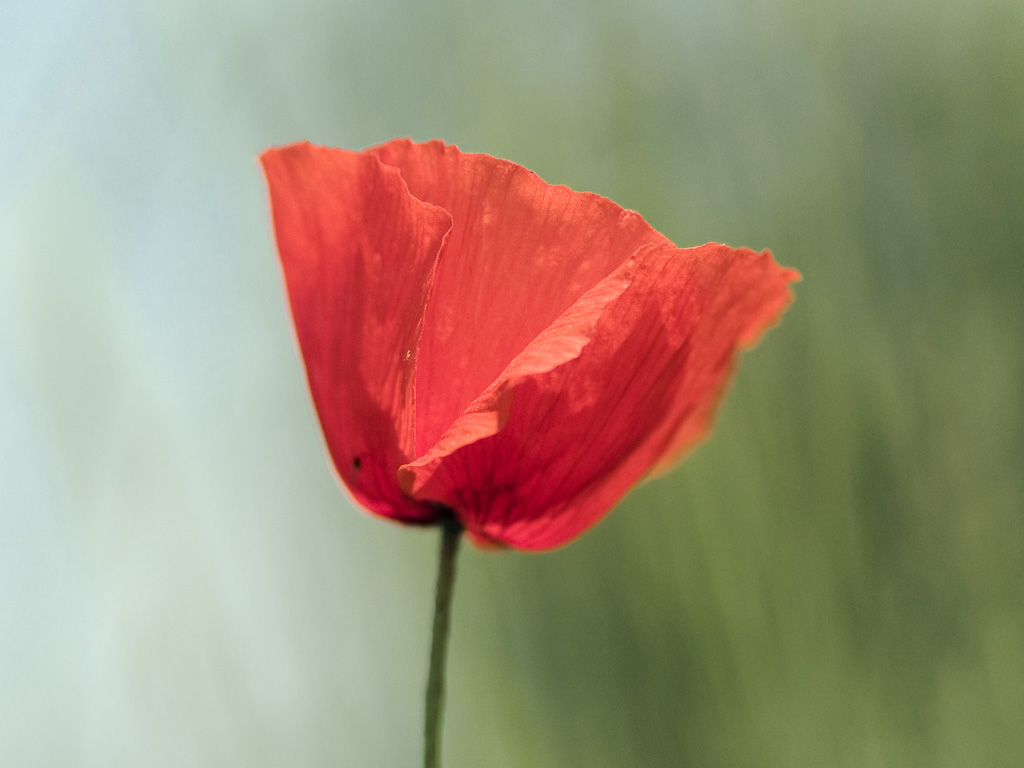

2,0,1022,765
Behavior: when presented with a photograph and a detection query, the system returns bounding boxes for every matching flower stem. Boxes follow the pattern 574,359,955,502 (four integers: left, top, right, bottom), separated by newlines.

424,517,462,768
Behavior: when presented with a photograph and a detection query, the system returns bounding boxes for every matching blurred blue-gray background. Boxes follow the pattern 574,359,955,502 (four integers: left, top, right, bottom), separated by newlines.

2,0,1022,765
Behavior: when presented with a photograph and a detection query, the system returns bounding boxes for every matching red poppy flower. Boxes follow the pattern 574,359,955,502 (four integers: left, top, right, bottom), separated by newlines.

261,139,798,551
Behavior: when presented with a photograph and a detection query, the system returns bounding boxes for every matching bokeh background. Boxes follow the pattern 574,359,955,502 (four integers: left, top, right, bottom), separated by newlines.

2,0,1022,765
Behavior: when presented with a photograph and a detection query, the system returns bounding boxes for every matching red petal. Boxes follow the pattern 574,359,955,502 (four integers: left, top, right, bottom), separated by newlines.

368,139,668,457
648,251,801,475
261,143,452,523
399,244,797,550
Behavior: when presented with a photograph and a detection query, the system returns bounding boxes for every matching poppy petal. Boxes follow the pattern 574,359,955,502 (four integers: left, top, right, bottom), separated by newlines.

399,243,797,549
648,251,801,475
261,142,452,523
368,139,668,458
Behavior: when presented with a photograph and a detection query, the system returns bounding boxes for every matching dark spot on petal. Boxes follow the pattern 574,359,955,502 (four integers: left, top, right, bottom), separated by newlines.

352,457,362,471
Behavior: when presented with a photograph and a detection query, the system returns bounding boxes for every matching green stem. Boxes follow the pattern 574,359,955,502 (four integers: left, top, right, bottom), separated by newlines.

424,517,462,768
